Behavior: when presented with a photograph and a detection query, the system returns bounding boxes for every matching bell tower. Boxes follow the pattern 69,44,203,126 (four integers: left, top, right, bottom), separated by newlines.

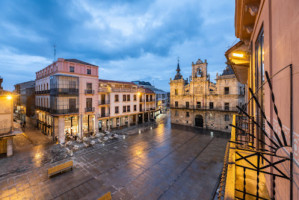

192,59,208,79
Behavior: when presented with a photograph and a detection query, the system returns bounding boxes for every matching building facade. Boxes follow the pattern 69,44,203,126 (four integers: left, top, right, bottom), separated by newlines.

222,0,299,199
35,58,99,143
169,59,245,132
14,80,35,120
0,78,14,157
98,79,156,132
132,80,168,113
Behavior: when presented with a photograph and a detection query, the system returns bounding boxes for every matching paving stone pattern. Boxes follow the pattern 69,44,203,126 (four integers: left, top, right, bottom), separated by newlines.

0,117,229,200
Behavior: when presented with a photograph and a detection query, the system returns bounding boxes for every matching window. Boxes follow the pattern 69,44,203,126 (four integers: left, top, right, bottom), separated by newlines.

175,101,178,108
123,106,126,113
186,112,190,117
115,95,119,102
86,98,92,108
87,69,91,75
127,105,130,112
70,66,74,72
139,104,142,111
134,95,137,101
186,102,189,108
209,102,214,109
123,95,126,102
134,105,137,111
127,95,130,101
224,87,229,95
115,106,119,114
224,103,229,111
150,95,153,101
197,102,201,109
225,114,229,121
175,89,178,95
146,95,149,102
86,83,92,90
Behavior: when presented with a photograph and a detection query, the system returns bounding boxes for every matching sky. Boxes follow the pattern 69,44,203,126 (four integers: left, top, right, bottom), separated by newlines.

0,0,237,92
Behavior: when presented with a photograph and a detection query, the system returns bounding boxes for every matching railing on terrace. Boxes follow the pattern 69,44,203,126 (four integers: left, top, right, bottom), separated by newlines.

216,64,294,200
170,105,239,112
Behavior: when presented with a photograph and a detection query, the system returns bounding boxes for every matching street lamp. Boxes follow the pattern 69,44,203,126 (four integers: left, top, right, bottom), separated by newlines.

6,95,12,100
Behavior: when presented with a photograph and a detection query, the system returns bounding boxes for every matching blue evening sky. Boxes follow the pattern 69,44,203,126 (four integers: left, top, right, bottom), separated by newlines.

0,0,236,91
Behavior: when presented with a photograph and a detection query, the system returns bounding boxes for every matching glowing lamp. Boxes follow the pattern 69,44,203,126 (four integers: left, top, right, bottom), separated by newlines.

232,53,244,58
137,92,141,96
6,95,12,100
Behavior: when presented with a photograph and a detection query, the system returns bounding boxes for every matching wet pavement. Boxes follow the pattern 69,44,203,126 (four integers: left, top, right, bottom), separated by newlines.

0,115,229,200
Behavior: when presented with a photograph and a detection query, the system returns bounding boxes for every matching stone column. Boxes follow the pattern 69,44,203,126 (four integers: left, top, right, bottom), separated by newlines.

135,114,138,125
58,117,65,144
78,115,83,138
142,113,145,123
6,137,13,157
94,115,99,134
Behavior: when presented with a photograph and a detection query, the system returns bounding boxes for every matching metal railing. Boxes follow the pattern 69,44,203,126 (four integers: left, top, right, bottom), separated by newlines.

51,108,79,114
50,88,79,95
85,89,94,94
98,88,108,92
111,88,138,92
35,90,50,94
98,100,110,105
99,113,110,118
170,105,239,112
218,65,294,200
85,107,95,112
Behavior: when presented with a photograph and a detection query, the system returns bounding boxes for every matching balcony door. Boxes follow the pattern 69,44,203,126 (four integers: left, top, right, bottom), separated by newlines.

69,99,76,111
255,27,265,149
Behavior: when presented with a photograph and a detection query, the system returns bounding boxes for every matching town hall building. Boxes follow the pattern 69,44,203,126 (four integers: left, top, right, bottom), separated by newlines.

169,59,245,132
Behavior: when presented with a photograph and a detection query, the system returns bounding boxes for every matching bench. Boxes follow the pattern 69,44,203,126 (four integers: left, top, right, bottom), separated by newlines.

98,192,111,200
48,160,73,178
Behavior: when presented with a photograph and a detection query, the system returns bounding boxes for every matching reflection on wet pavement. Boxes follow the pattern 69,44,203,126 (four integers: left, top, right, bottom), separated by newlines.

0,115,229,200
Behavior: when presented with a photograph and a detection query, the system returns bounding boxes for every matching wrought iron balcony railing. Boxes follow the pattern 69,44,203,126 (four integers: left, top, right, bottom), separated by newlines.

85,107,95,112
98,100,110,105
51,108,79,114
85,89,94,94
50,88,79,96
170,105,239,112
99,113,110,118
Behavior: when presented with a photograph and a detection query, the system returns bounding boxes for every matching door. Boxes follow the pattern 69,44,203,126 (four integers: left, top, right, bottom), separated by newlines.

195,115,203,127
69,99,76,112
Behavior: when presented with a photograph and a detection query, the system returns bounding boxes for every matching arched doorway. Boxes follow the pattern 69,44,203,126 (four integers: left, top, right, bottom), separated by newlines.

195,115,203,127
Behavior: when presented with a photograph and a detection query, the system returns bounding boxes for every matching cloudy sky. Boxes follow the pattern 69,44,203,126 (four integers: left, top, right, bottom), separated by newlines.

0,0,236,91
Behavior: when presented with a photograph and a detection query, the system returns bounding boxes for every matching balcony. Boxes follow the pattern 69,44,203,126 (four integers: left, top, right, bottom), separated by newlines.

50,88,79,96
146,99,155,103
35,106,50,112
111,88,137,92
98,100,110,105
51,108,79,115
85,107,95,112
170,105,239,112
99,113,110,118
85,89,94,94
99,88,108,93
35,90,50,95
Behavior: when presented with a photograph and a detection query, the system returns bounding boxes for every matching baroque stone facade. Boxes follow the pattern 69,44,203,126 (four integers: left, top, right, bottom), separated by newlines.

169,59,245,132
